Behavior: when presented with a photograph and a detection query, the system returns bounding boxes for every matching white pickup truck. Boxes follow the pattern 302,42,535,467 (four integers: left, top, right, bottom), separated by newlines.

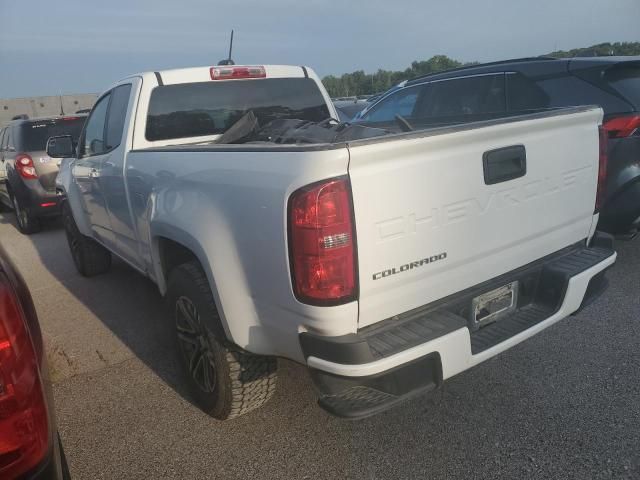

49,64,616,420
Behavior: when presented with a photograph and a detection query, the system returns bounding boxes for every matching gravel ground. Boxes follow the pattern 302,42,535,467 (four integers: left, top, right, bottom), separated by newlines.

1,213,638,479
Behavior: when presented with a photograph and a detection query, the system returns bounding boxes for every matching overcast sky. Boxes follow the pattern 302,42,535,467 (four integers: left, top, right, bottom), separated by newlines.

0,0,638,98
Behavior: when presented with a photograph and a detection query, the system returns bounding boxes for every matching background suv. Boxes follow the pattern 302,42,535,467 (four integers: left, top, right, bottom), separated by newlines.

0,115,86,234
357,57,640,235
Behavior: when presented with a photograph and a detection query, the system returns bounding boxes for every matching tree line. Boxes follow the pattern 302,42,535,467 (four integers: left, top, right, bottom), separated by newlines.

322,42,640,98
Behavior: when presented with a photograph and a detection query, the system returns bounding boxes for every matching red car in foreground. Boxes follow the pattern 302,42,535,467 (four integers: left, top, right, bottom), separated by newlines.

0,244,70,479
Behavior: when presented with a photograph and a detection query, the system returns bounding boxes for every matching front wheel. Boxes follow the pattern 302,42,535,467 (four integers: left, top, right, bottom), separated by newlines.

10,192,41,234
62,202,111,276
167,261,277,420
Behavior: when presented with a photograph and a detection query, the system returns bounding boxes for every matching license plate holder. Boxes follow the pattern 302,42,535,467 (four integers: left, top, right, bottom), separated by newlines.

471,281,518,328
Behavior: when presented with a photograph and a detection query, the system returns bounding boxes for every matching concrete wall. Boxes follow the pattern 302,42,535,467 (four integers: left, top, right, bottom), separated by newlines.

0,94,98,128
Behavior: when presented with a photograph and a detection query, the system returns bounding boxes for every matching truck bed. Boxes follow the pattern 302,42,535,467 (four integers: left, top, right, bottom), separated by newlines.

122,106,604,361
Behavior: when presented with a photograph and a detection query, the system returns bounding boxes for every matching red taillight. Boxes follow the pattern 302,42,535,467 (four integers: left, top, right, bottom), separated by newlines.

0,273,49,479
595,126,608,213
39,202,56,208
603,114,640,138
210,66,266,80
289,177,357,305
14,154,37,180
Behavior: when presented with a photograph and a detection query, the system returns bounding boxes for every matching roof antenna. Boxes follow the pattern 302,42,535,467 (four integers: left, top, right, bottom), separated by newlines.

218,30,235,66
59,93,65,116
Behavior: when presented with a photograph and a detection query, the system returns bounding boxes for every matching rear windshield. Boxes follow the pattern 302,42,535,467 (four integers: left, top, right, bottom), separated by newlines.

19,117,86,151
604,65,640,110
145,78,331,141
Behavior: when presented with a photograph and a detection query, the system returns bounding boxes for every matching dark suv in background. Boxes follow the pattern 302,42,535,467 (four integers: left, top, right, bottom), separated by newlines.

0,115,86,234
357,57,640,235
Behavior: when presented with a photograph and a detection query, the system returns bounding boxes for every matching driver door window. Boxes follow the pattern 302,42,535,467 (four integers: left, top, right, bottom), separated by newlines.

80,93,111,157
363,87,422,123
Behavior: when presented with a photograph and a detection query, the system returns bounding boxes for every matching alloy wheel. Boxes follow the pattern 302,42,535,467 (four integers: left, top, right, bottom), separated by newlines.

175,296,217,393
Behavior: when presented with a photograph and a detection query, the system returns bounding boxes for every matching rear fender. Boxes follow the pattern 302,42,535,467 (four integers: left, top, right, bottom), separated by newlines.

149,212,259,350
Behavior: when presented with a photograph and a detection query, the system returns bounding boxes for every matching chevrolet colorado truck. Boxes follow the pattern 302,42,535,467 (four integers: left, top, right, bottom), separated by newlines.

48,64,616,420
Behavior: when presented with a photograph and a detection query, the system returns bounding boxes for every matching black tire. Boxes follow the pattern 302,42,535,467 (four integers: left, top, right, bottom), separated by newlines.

10,191,41,234
62,202,111,277
167,261,277,420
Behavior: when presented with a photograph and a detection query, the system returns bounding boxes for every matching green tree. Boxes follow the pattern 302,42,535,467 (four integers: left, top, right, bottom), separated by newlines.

322,55,466,97
547,42,640,58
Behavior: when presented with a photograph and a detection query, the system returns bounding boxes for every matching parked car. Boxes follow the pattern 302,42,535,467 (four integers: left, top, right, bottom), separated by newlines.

0,243,70,479
49,63,614,420
356,56,640,236
0,115,86,234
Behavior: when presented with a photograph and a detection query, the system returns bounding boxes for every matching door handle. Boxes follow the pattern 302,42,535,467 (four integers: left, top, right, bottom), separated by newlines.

483,145,526,185
89,168,100,179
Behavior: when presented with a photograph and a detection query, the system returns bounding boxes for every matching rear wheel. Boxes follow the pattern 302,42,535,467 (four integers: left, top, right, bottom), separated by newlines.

167,261,277,420
10,192,41,234
62,202,111,276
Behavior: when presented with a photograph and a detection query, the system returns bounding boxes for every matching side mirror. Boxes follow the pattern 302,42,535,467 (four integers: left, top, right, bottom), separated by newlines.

90,139,104,155
46,135,75,158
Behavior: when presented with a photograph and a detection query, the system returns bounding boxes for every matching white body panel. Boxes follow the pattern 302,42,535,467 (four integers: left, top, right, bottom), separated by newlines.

348,108,603,328
124,146,357,361
307,250,616,377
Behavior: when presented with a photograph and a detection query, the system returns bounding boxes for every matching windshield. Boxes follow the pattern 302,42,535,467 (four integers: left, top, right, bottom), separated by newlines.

145,78,331,141
19,117,86,151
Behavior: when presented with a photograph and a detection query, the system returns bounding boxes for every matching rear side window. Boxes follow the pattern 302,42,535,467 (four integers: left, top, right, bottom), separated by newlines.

604,65,640,110
506,73,551,111
416,74,506,118
146,78,331,141
105,84,132,150
7,128,14,150
533,74,632,115
18,118,85,152
4,128,13,150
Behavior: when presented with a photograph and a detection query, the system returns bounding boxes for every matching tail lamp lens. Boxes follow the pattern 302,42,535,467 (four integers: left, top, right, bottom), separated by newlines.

0,274,49,479
15,154,37,180
595,126,608,213
603,114,640,138
289,177,357,305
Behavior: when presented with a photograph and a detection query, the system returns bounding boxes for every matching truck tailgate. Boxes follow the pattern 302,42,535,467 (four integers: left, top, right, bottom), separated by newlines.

348,107,603,328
